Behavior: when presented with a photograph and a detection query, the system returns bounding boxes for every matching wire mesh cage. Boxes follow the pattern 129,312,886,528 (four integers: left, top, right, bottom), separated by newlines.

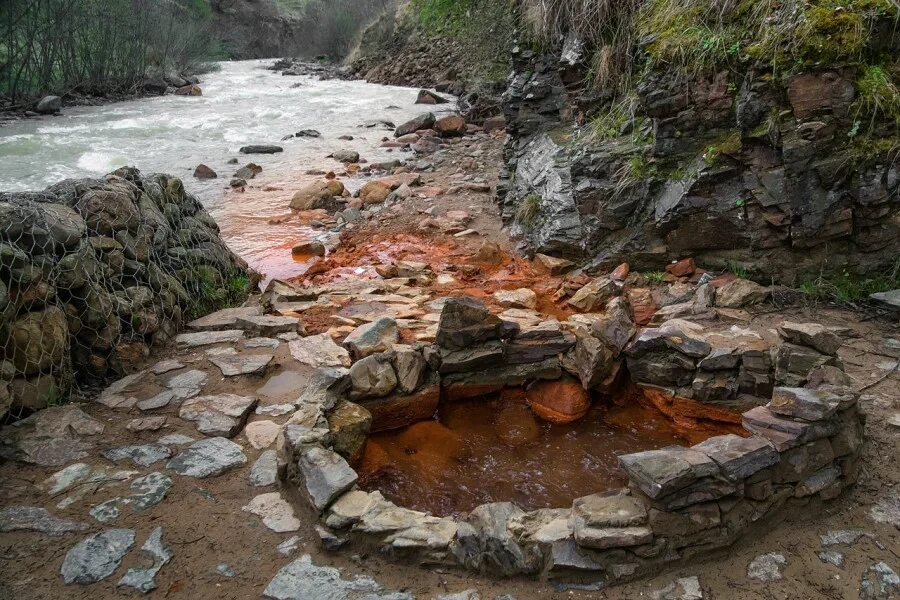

0,167,250,421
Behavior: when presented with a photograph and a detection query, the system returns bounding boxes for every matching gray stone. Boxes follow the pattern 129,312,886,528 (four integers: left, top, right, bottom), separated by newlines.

870,494,900,528
568,276,620,312
436,297,504,350
251,450,279,487
127,472,173,511
157,433,195,446
0,506,88,535
820,529,870,546
392,345,426,393
332,149,360,163
818,551,845,567
151,359,184,375
126,416,168,431
246,337,282,350
349,355,398,399
860,562,900,600
166,437,247,477
343,318,399,358
188,306,260,331
0,406,103,466
237,315,302,336
439,342,505,374
493,288,537,309
277,536,301,556
36,95,62,114
40,463,92,495
297,444,358,512
117,526,172,593
453,502,538,576
175,330,244,348
241,144,283,154
178,394,256,437
97,372,151,409
746,552,786,582
618,448,719,499
742,406,838,451
90,499,122,523
870,290,900,312
102,444,172,467
769,387,840,421
262,554,382,600
436,591,481,600
61,529,136,584
243,492,302,532
165,369,208,399
692,434,779,481
289,334,352,368
217,563,236,577
209,352,274,377
778,322,842,355
795,465,840,496
572,492,648,529
561,328,615,389
650,576,703,600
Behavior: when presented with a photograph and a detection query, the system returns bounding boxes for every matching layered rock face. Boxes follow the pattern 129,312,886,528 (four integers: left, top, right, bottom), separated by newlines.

0,168,248,416
498,50,900,281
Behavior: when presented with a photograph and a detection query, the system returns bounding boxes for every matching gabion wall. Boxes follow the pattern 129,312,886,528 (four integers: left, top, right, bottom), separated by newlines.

0,167,249,419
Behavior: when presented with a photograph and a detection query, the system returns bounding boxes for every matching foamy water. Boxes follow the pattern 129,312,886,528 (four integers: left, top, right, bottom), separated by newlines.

0,60,454,280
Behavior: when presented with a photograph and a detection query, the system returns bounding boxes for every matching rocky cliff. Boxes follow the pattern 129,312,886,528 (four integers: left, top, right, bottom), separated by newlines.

497,1,900,283
0,169,249,418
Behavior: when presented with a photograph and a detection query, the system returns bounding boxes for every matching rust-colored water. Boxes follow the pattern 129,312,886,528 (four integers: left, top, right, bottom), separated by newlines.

358,392,695,517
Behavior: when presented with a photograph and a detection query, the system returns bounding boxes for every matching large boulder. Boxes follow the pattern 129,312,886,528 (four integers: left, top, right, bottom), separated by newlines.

434,115,467,137
290,181,345,211
342,317,399,359
35,96,62,114
6,307,68,375
395,113,436,137
436,297,504,350
526,376,591,424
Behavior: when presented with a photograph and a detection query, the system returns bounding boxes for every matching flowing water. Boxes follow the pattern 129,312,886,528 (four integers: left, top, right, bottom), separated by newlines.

0,60,450,281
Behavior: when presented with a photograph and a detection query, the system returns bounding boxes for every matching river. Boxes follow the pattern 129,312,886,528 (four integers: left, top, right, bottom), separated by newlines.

0,59,452,282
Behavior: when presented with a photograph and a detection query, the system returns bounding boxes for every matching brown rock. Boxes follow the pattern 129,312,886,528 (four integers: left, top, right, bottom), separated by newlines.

193,164,217,179
290,180,345,211
328,401,373,462
787,72,855,120
434,115,466,137
361,386,440,432
665,258,696,278
415,90,449,105
626,288,656,326
482,116,506,133
611,263,630,281
359,181,391,205
526,376,591,424
175,84,202,96
534,253,574,275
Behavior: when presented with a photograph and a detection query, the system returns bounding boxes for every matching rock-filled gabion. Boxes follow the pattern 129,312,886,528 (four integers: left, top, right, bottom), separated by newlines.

275,289,864,583
0,168,249,418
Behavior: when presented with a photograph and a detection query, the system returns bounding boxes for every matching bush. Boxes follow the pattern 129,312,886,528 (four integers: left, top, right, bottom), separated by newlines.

0,0,217,101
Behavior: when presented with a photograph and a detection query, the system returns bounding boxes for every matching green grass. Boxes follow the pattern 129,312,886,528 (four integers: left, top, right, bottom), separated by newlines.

644,270,666,282
799,263,900,305
728,261,748,278
515,194,543,229
186,270,250,320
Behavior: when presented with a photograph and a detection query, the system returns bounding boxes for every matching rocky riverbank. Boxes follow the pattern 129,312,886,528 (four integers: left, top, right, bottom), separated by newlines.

0,111,898,599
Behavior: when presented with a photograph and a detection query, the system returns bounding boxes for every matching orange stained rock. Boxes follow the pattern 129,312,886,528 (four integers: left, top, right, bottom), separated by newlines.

526,377,591,425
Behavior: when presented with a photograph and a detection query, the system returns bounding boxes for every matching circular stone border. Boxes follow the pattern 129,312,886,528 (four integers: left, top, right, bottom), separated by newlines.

277,297,865,584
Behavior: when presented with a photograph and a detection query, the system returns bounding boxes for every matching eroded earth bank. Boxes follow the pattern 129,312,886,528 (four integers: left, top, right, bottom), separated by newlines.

1,69,900,600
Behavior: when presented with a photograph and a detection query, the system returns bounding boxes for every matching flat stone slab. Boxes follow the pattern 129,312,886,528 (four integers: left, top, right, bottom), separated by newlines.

618,447,719,499
166,437,247,478
243,492,302,532
126,416,168,431
0,406,103,466
150,359,184,375
96,372,151,409
246,420,281,449
175,330,244,348
0,506,88,536
747,552,786,582
289,334,351,368
60,529,135,584
263,554,382,600
165,369,208,400
188,306,260,331
102,444,173,467
769,387,840,421
870,494,900,528
157,433,195,446
209,352,274,377
117,526,172,593
250,450,279,487
137,390,176,411
650,576,703,600
236,315,302,336
778,321,841,355
692,434,779,481
178,394,257,437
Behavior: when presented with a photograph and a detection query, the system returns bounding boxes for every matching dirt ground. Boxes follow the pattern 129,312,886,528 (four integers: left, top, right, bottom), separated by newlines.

1,132,898,600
